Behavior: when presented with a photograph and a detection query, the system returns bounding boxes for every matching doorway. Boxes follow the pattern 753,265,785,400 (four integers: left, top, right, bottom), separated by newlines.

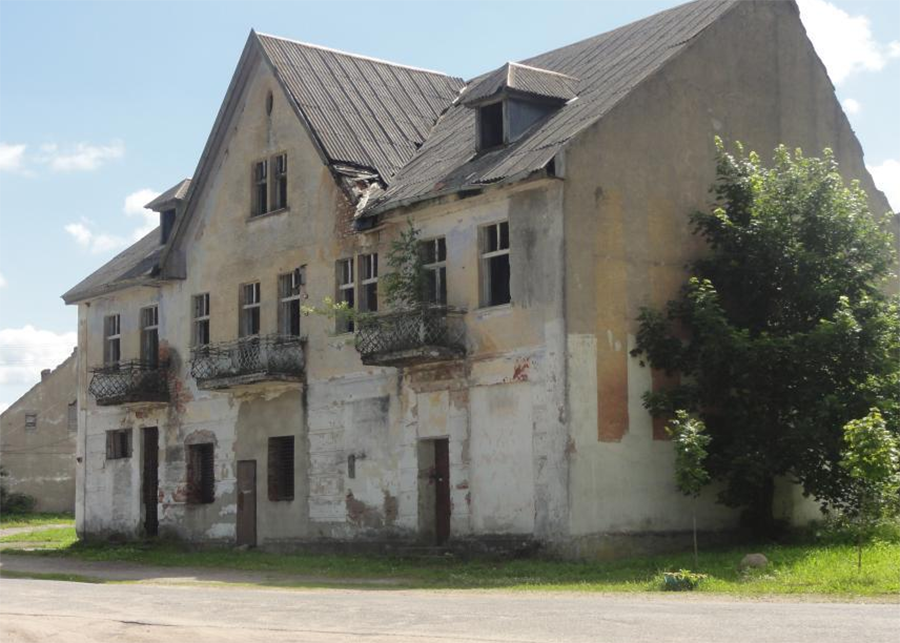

141,427,159,537
433,439,451,545
236,460,257,547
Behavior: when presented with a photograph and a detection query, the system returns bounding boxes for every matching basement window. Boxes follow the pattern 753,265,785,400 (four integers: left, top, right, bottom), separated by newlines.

478,101,505,151
239,282,261,337
480,221,511,307
187,443,215,504
278,267,304,337
106,428,132,460
267,436,295,501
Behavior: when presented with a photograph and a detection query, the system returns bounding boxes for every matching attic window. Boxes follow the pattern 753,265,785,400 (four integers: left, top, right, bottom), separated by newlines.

266,90,274,115
478,101,505,151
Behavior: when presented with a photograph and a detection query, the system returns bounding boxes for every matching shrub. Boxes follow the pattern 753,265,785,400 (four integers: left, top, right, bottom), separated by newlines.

660,569,708,591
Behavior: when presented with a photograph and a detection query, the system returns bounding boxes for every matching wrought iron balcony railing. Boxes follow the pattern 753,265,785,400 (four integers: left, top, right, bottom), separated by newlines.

88,360,169,406
190,334,305,389
355,306,465,367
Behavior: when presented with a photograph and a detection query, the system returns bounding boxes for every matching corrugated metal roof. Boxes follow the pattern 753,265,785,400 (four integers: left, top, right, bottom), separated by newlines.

366,0,738,214
62,228,162,304
462,62,579,105
257,34,465,183
145,178,191,211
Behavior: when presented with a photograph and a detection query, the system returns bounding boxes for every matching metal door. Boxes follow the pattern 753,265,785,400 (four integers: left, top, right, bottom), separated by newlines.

141,427,159,537
236,460,257,547
434,439,451,545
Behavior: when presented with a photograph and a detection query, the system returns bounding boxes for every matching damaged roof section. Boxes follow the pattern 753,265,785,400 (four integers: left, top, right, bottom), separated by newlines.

257,34,465,186
363,0,737,216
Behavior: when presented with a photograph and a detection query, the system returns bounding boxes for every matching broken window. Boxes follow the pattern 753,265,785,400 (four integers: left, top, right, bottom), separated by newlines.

359,253,378,313
106,428,132,460
421,237,447,306
186,443,215,504
272,153,288,211
278,267,304,337
239,282,261,337
480,221,511,307
103,314,121,366
267,436,295,501
192,293,211,347
478,101,505,150
140,305,159,367
336,258,355,333
252,159,268,216
24,412,37,432
67,401,77,433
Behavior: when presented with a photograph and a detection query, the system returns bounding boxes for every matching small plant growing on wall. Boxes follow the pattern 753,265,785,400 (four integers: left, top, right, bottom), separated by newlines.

667,410,711,569
839,408,900,572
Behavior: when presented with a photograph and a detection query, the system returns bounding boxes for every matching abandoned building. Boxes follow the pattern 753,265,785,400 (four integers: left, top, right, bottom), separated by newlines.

0,350,78,513
63,0,889,556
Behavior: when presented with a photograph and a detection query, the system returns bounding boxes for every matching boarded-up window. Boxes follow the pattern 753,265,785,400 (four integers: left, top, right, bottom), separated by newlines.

24,412,37,432
267,436,295,501
106,429,132,459
186,443,215,504
67,401,77,433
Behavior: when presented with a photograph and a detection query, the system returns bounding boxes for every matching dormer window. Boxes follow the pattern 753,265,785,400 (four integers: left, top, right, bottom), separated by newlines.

478,101,505,150
464,62,578,153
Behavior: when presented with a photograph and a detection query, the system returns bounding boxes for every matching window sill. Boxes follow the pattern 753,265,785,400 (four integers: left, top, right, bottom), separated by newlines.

474,303,513,318
247,207,290,222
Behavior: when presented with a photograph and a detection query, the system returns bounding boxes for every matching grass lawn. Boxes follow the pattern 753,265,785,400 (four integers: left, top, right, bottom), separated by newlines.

0,513,75,529
2,524,898,596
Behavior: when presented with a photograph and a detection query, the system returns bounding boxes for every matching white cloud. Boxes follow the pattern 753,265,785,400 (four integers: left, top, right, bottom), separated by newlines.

798,0,900,85
0,272,6,289
0,143,27,172
0,402,9,415
868,159,900,213
40,140,125,172
841,98,861,115
64,188,161,255
0,326,77,387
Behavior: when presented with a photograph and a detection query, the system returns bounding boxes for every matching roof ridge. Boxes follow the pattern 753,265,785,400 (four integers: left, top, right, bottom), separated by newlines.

507,61,578,80
254,32,459,78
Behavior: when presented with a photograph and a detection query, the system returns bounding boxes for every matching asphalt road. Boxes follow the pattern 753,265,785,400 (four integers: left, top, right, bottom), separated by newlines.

1,578,898,643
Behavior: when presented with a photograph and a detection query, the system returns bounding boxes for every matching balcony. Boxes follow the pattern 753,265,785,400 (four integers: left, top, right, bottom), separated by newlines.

190,334,305,390
88,360,169,406
356,307,465,367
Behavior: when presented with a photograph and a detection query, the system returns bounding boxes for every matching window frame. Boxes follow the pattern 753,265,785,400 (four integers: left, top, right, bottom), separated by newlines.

192,293,211,348
67,401,78,433
479,220,512,308
252,159,269,217
336,258,355,334
476,99,507,151
267,435,295,501
103,314,121,366
239,282,261,338
358,253,378,314
421,237,448,306
278,267,304,337
24,412,37,432
140,305,159,366
272,152,288,211
105,428,132,460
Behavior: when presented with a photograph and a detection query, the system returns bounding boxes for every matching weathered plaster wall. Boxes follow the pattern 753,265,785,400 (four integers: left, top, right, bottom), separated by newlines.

0,351,77,513
561,0,888,543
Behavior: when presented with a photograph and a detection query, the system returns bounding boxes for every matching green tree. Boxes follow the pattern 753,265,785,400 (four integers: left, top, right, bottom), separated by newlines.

667,410,711,568
379,219,427,311
631,138,899,535
840,408,900,571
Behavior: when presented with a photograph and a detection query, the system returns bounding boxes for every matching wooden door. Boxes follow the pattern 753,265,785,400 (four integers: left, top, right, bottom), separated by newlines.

236,460,257,547
141,427,159,537
434,439,451,545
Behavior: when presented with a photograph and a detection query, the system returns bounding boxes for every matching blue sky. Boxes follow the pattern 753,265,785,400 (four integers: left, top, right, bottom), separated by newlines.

1,0,898,410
